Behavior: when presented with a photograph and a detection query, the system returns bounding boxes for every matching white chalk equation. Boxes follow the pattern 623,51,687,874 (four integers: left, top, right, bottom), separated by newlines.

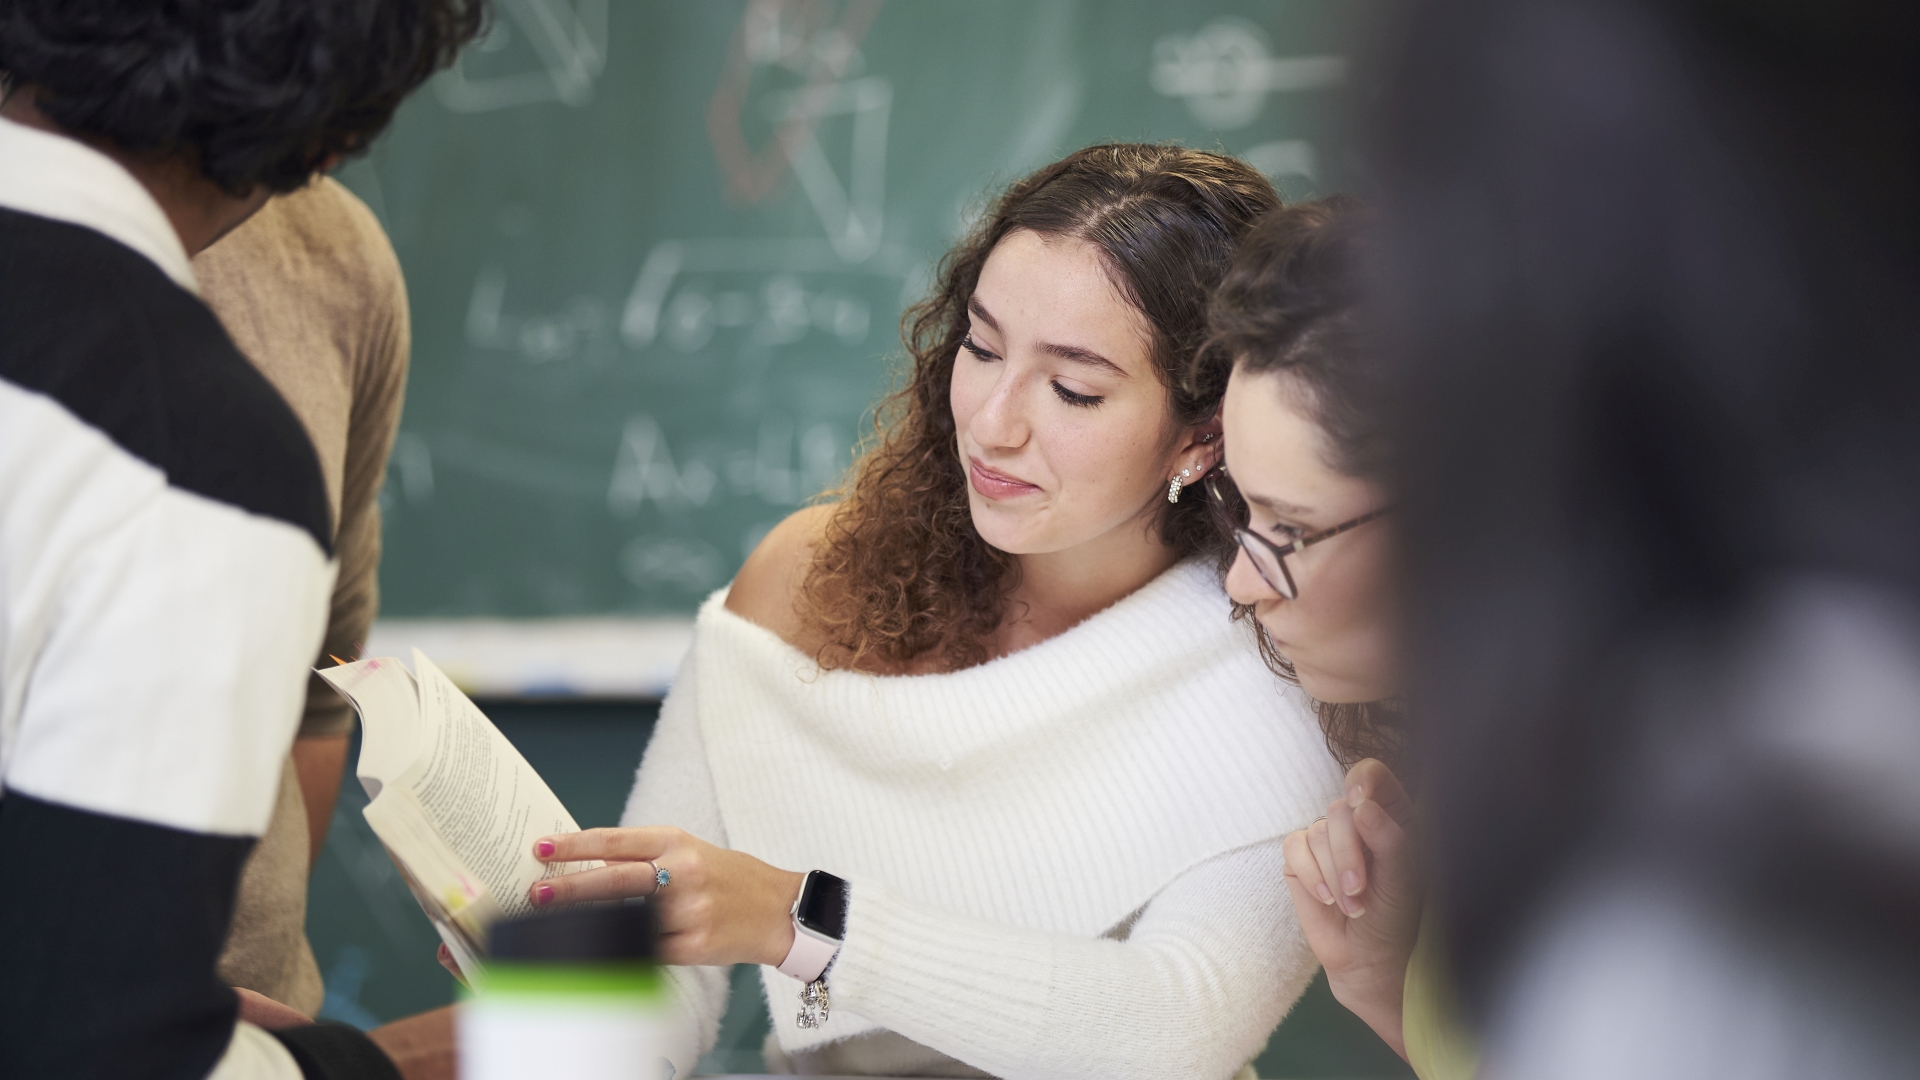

607,413,845,515
378,410,847,534
617,238,918,355
608,411,849,593
607,416,718,510
435,0,607,112
462,243,917,365
466,264,618,364
618,535,726,593
1151,17,1345,130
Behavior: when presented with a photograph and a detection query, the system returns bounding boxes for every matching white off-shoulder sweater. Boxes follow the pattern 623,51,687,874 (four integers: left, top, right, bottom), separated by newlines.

621,559,1344,1079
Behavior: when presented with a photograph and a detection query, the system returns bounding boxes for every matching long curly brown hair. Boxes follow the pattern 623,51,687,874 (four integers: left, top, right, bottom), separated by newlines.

1192,195,1404,769
800,144,1280,673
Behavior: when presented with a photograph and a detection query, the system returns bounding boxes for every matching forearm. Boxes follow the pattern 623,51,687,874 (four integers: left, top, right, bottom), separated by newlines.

292,733,350,864
301,305,397,845
828,843,1313,1080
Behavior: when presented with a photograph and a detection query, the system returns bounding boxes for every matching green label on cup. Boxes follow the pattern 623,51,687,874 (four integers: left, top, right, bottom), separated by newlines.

470,961,667,1002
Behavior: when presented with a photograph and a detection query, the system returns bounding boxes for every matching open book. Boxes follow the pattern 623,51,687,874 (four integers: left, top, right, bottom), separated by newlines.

318,650,599,982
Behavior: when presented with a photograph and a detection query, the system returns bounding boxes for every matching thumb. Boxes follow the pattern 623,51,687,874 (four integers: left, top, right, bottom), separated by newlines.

1351,798,1422,920
1344,758,1417,828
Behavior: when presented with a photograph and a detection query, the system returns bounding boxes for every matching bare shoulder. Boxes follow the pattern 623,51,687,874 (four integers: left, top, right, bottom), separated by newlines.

724,503,838,646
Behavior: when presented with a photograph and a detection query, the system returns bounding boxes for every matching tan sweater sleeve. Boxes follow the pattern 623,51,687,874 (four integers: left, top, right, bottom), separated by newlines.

300,181,410,738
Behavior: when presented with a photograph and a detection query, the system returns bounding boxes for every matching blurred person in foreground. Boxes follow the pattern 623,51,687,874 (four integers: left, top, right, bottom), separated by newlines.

0,1,483,1076
1372,0,1920,1076
1195,196,1477,1080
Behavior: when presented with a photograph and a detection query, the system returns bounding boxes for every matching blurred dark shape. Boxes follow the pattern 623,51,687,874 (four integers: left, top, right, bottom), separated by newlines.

488,903,660,963
1373,0,1920,1073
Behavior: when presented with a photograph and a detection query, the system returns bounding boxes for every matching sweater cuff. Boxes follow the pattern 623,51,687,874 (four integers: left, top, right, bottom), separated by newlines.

829,880,1051,1060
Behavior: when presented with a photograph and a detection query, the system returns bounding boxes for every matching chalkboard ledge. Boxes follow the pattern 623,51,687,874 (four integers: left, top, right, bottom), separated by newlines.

361,617,693,699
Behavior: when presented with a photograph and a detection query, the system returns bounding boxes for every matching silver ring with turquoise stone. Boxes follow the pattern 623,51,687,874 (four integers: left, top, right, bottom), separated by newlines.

644,860,671,895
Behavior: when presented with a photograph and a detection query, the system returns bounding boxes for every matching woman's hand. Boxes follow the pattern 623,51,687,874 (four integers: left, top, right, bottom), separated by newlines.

1282,758,1423,1060
529,826,805,968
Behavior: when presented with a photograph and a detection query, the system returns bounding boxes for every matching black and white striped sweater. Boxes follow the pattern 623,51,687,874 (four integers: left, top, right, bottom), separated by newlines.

0,116,393,1080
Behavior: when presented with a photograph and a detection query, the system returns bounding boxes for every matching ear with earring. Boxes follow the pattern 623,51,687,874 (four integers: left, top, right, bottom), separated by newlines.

1170,432,1219,503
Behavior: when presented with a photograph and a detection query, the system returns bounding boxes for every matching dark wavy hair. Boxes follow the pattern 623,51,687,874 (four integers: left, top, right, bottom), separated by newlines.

801,144,1280,672
0,0,487,194
1192,195,1403,768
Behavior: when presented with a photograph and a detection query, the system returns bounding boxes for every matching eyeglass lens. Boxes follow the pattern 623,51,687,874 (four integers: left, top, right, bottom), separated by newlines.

1237,529,1298,599
1208,474,1299,599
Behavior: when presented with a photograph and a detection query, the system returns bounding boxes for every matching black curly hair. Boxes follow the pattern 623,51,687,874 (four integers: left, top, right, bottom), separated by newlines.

0,0,488,194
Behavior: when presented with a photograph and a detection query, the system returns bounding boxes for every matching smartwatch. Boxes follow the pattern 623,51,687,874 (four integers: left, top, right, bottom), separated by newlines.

777,870,848,982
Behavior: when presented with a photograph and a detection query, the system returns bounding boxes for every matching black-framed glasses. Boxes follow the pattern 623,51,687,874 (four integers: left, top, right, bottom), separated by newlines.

1204,470,1391,600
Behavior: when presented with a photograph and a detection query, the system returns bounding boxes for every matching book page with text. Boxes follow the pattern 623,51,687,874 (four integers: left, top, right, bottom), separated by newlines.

393,650,598,919
363,784,502,982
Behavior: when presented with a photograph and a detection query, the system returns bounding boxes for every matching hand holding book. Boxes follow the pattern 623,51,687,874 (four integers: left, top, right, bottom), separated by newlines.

526,825,806,968
319,651,601,983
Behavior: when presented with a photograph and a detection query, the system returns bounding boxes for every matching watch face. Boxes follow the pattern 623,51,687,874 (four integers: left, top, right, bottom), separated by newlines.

795,871,848,939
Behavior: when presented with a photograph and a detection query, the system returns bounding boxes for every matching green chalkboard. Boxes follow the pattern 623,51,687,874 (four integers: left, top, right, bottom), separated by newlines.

337,0,1370,618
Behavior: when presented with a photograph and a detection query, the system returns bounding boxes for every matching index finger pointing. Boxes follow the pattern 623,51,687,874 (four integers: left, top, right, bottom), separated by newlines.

533,826,679,863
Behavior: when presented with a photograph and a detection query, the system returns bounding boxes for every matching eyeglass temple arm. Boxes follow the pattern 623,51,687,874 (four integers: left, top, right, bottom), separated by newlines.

1295,506,1394,552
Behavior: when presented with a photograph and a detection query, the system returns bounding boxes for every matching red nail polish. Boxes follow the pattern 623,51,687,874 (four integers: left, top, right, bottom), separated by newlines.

535,840,555,858
533,883,554,906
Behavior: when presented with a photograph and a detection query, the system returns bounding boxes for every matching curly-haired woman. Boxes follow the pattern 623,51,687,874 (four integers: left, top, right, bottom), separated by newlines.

525,145,1346,1079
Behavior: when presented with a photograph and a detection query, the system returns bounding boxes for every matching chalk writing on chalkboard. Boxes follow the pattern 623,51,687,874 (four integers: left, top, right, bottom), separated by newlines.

618,240,915,354
466,264,618,365
710,0,886,205
619,536,726,592
460,245,912,367
608,414,846,516
610,409,850,593
434,0,608,113
1152,17,1345,130
608,416,719,512
764,76,893,262
356,0,1370,621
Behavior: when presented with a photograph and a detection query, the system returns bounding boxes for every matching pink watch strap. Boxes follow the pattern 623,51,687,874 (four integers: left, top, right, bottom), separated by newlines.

777,925,840,983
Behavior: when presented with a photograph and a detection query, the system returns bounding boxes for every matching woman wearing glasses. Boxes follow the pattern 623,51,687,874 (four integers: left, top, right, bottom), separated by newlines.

1195,196,1476,1080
